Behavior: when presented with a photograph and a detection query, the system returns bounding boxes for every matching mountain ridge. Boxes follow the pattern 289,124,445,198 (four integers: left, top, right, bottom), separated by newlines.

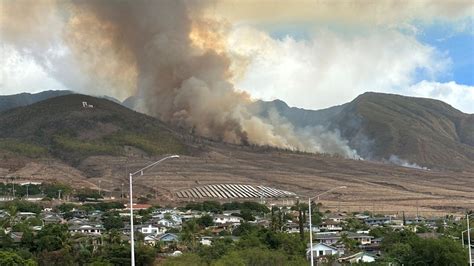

0,94,188,167
2,90,473,171
256,92,474,170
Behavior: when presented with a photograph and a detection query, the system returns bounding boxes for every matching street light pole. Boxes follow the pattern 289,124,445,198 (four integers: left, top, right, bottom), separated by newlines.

129,172,135,266
468,213,472,266
308,186,346,266
308,197,313,265
129,155,179,266
462,229,474,248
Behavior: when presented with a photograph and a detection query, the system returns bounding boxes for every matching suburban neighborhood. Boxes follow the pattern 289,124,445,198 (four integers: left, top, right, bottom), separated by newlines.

0,181,472,265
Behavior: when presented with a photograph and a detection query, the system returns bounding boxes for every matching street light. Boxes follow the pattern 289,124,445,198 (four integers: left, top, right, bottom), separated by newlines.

129,155,179,266
462,228,473,248
308,186,347,266
467,213,473,266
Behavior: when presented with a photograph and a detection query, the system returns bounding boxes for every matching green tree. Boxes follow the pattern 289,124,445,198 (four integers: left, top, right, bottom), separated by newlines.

181,219,200,251
0,230,13,249
240,209,255,221
198,237,234,263
0,251,37,266
35,224,70,252
382,230,468,265
215,248,306,266
102,212,124,231
337,233,359,252
197,214,214,227
162,253,206,266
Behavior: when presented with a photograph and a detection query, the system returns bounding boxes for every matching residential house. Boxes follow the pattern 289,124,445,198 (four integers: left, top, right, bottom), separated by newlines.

315,232,373,246
223,210,240,216
306,242,343,260
68,217,89,225
338,252,376,263
364,217,391,226
158,233,179,243
151,212,182,225
347,232,374,245
144,235,160,246
405,217,426,225
320,220,343,231
213,215,242,225
17,212,36,219
315,232,341,246
70,209,87,219
325,213,347,223
69,224,104,236
138,224,167,235
361,237,383,253
354,214,370,220
0,210,9,219
24,194,44,201
125,203,152,211
42,212,63,224
285,222,302,234
157,218,176,228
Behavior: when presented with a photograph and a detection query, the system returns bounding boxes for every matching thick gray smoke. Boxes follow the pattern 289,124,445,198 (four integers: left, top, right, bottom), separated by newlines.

1,0,359,158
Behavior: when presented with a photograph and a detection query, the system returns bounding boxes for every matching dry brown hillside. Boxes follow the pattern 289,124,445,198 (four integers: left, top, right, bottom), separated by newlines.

1,94,472,215
2,141,473,215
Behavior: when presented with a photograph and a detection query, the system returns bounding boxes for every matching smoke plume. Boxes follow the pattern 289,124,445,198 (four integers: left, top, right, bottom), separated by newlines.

387,155,428,170
1,0,359,158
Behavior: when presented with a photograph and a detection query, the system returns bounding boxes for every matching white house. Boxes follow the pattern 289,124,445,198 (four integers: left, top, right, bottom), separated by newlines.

151,212,182,225
69,224,103,235
157,219,176,228
213,215,242,225
138,224,167,235
320,220,343,231
325,213,347,223
144,235,159,246
306,242,342,259
338,252,376,263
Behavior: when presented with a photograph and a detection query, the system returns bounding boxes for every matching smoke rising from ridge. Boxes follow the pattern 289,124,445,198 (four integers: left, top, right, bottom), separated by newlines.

1,0,359,158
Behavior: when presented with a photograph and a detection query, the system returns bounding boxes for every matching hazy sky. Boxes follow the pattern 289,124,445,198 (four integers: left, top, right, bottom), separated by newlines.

1,0,473,113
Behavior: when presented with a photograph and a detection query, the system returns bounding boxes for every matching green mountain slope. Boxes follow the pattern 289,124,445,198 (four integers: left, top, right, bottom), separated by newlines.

0,90,72,112
0,94,187,165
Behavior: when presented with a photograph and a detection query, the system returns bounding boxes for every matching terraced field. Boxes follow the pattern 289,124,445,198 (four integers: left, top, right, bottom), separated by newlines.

176,184,296,199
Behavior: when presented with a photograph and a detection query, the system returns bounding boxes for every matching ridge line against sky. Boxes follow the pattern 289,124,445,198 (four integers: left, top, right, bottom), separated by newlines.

1,0,474,113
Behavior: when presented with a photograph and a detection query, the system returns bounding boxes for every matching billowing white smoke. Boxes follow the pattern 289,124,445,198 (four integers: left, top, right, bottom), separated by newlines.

387,155,428,170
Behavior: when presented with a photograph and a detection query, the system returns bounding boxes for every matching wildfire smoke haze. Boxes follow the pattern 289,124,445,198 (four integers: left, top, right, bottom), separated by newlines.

1,0,359,158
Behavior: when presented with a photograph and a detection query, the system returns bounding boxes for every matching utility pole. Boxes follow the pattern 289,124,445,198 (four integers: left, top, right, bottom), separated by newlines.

121,183,124,199
58,190,62,200
99,180,102,196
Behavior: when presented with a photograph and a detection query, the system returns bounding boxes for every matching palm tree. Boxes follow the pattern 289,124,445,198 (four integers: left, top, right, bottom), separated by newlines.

338,233,359,252
180,219,200,251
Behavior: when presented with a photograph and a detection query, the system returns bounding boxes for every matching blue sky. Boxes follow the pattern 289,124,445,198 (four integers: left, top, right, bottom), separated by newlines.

418,23,474,85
